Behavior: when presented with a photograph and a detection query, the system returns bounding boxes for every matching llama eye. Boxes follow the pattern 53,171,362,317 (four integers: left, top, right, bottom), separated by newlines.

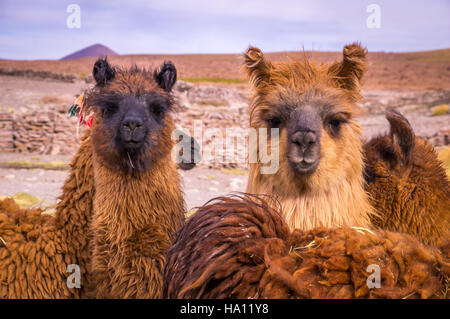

380,147,398,164
329,119,343,129
150,103,168,121
264,117,281,128
327,116,348,136
101,103,117,117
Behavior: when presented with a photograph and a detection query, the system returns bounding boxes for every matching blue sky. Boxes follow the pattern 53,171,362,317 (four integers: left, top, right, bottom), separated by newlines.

0,0,449,60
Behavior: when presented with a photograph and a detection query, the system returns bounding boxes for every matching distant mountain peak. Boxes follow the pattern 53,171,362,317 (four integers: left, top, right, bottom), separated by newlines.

60,44,118,60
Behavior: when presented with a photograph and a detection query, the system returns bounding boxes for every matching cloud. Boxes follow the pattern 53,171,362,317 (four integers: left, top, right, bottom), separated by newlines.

0,0,449,59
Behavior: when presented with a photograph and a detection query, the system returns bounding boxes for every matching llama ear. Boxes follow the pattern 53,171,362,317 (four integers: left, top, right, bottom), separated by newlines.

386,109,415,165
93,57,115,86
243,46,272,88
329,43,367,92
154,61,177,92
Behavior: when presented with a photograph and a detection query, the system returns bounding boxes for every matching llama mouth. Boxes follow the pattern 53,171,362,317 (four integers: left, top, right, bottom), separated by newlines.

123,140,144,149
290,159,319,175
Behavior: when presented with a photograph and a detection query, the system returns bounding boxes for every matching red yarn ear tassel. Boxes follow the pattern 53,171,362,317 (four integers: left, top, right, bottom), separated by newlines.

68,93,95,135
85,115,94,128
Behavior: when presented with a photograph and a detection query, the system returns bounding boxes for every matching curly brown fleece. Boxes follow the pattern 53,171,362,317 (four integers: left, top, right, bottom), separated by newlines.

0,133,94,298
86,61,185,299
364,110,450,246
163,195,449,299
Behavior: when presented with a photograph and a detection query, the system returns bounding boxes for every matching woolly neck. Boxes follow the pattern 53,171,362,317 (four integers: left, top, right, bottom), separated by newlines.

91,153,185,239
247,152,375,231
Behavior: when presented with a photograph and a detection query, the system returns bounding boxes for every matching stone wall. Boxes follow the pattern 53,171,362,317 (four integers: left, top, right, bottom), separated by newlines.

0,84,448,164
0,113,14,152
0,104,85,155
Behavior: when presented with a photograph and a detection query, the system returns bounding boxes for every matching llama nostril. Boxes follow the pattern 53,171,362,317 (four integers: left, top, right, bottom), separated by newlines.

122,118,143,132
291,131,317,148
305,132,317,145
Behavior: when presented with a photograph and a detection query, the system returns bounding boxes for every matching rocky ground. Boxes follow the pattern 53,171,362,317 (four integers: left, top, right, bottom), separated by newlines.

0,153,247,211
0,74,449,212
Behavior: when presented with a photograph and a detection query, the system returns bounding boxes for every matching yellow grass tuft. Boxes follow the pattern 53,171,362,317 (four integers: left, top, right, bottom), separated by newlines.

10,192,39,208
0,160,68,170
431,104,449,116
185,208,198,219
221,168,249,176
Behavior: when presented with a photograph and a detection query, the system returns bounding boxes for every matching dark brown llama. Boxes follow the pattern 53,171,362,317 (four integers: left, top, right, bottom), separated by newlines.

85,58,185,298
163,195,449,299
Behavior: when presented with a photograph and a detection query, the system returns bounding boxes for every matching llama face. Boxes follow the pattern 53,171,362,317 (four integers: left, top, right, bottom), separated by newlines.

244,44,368,191
87,58,177,174
261,88,355,176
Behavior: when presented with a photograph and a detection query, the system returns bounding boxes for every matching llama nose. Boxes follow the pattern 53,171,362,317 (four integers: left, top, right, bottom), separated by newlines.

291,131,317,151
122,118,143,132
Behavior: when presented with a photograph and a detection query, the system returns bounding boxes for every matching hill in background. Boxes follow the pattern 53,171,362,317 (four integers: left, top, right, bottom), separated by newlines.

0,48,449,90
60,44,118,60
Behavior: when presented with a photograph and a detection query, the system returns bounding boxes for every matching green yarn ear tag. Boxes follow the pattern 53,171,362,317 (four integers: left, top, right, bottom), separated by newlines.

68,93,94,129
68,104,80,117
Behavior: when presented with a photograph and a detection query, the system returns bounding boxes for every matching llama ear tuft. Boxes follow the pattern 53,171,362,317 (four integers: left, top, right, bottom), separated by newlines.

93,57,115,86
386,109,415,164
154,61,177,92
329,43,368,93
243,46,271,88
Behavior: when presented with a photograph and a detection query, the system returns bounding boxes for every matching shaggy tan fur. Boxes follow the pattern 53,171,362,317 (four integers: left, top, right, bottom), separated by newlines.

0,134,94,298
163,195,449,299
364,110,450,246
244,44,375,230
86,61,185,298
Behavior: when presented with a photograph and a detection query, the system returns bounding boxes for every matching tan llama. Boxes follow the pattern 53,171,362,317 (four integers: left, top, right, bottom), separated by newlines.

244,43,376,231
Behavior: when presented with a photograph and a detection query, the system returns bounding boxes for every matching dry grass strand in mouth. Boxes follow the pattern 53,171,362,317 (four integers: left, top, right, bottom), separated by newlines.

0,236,6,247
127,152,135,169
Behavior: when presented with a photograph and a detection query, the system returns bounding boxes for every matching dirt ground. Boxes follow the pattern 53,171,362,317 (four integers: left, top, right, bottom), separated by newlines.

0,152,247,211
0,75,87,113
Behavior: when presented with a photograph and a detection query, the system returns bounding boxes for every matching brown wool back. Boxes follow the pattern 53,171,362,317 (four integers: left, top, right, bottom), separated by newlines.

0,133,94,298
163,195,449,299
